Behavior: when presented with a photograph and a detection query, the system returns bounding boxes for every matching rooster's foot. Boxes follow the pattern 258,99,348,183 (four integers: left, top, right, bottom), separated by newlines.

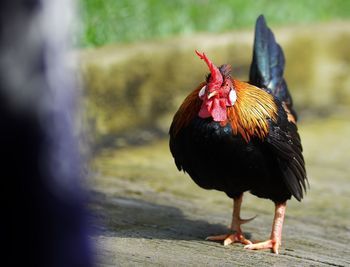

206,232,252,246
244,239,280,254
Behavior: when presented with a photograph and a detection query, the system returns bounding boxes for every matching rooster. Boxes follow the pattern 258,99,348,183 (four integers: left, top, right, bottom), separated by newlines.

169,15,308,254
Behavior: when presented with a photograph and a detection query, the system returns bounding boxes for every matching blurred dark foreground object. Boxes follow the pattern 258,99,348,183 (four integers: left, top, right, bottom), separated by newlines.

0,1,93,266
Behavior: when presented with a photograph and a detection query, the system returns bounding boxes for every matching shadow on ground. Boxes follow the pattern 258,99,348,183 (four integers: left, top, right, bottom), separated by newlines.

91,194,254,242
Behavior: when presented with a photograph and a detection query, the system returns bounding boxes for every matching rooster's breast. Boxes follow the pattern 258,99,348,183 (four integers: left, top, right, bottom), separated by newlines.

169,116,288,200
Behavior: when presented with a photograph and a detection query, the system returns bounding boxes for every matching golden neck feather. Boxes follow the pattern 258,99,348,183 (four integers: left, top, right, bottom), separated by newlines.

227,80,278,142
171,80,278,142
171,83,203,136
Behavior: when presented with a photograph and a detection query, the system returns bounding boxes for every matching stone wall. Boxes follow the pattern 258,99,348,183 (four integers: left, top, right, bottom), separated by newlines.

78,22,350,147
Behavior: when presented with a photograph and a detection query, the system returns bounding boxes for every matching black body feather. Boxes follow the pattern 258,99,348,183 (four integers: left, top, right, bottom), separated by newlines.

169,15,307,204
170,102,306,203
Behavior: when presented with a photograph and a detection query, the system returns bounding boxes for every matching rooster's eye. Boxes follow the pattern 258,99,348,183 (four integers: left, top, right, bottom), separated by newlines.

198,85,206,99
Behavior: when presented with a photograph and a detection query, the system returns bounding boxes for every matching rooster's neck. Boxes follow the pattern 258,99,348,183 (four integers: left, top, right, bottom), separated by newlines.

171,80,278,141
227,79,278,142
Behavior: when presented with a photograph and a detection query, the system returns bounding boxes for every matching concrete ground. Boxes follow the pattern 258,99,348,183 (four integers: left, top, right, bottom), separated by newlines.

90,116,350,266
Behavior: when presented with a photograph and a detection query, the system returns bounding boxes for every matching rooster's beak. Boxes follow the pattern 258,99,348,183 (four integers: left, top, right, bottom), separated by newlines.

207,91,218,99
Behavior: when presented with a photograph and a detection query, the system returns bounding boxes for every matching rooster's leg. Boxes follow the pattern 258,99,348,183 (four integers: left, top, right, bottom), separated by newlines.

244,202,286,254
206,194,255,246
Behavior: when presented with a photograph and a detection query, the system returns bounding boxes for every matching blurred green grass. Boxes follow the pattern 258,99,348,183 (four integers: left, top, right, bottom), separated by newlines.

79,0,350,47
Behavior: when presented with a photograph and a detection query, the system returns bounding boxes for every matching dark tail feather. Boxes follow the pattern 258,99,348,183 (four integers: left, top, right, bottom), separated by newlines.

249,15,296,117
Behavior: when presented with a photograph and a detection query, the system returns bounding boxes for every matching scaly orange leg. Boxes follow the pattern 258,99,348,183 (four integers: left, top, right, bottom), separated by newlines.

206,194,255,246
244,202,286,254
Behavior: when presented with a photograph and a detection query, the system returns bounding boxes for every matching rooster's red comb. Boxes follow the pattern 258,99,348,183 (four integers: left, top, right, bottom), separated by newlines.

195,50,223,90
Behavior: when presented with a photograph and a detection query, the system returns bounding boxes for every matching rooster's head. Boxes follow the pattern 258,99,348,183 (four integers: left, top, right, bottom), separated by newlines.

195,50,236,122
